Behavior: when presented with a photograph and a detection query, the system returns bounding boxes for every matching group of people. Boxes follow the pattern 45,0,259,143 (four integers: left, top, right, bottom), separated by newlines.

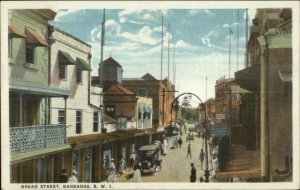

58,169,78,183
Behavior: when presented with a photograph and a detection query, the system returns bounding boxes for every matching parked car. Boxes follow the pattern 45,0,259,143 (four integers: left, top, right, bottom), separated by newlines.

138,144,162,175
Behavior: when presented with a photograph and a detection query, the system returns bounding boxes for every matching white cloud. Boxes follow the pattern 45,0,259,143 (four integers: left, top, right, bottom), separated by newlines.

143,13,155,21
54,9,82,22
189,9,214,16
201,37,212,47
222,22,239,28
243,9,257,21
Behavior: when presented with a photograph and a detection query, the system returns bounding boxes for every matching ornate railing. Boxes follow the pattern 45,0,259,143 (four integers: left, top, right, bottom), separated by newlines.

10,125,67,153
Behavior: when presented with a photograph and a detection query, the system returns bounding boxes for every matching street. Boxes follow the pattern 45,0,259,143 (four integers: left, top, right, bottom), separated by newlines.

117,124,213,183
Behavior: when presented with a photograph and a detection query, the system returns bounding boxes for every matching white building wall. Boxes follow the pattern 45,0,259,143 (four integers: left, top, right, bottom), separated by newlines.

50,28,102,137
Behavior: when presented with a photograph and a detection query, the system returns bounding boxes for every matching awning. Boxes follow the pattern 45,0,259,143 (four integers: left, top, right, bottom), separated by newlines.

278,69,292,82
58,50,76,65
76,57,92,71
11,144,71,164
10,78,70,97
148,106,153,113
139,104,144,112
217,145,261,178
143,105,149,113
235,64,261,92
230,85,252,94
9,21,27,38
25,27,48,47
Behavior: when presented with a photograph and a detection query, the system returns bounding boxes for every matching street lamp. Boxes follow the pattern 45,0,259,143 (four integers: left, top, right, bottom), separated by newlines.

200,103,210,182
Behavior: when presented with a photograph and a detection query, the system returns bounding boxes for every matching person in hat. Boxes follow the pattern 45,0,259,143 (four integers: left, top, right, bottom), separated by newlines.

67,169,78,183
118,156,126,176
107,158,116,183
58,169,68,183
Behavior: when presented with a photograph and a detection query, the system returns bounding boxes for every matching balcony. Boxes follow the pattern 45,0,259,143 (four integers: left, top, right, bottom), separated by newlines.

10,124,67,154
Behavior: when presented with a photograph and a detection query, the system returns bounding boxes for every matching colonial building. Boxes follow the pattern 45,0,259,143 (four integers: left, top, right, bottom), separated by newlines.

8,9,72,183
122,73,176,129
49,26,104,182
225,8,292,182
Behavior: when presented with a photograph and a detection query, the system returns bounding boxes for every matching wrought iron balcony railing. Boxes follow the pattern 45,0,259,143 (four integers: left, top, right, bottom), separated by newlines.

10,124,67,154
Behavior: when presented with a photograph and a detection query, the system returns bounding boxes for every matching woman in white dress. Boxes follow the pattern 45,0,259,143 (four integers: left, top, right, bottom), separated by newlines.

133,162,142,182
107,159,116,182
118,156,126,176
211,156,218,178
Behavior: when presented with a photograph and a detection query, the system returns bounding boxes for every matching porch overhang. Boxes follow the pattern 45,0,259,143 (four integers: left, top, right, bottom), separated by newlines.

25,27,49,47
9,21,27,38
235,64,261,93
58,50,76,65
76,57,92,71
11,144,71,164
10,79,70,97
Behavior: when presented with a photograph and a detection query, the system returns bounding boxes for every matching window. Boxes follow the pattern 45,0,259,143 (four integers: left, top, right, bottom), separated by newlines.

26,45,35,64
93,111,99,132
105,106,115,118
59,65,67,79
138,89,147,97
76,111,82,134
8,37,12,59
58,110,65,124
76,71,82,83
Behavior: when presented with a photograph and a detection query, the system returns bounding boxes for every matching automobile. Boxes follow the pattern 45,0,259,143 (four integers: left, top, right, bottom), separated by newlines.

138,144,162,175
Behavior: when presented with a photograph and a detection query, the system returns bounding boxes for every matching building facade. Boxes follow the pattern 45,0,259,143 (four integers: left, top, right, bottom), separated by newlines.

122,73,176,128
9,9,72,183
49,26,104,182
235,8,292,181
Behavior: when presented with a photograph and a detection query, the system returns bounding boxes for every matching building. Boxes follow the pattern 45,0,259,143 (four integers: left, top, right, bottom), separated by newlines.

8,9,72,183
49,26,105,182
122,73,176,129
215,76,242,127
233,8,292,181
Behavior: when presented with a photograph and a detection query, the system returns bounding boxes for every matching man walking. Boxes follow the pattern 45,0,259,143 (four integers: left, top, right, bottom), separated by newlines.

178,137,183,148
186,144,192,159
190,163,196,183
199,149,205,169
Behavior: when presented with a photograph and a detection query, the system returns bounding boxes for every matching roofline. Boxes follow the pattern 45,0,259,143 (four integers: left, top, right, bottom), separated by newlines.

50,25,91,48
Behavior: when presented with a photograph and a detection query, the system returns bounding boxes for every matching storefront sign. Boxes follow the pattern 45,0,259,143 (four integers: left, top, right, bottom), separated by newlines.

211,124,231,137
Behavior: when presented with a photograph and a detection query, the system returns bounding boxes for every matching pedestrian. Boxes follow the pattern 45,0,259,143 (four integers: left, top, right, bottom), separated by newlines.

186,144,192,159
199,176,204,182
190,163,196,183
199,149,205,169
184,125,187,134
191,133,194,141
129,152,136,168
211,155,218,178
133,161,142,182
67,169,78,183
118,156,126,176
58,169,68,183
107,158,116,183
178,137,183,148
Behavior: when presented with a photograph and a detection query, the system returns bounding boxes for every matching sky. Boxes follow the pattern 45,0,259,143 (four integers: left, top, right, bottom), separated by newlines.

51,9,256,106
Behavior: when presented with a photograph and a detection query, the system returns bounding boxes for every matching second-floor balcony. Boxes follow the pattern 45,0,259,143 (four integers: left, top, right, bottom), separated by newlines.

10,124,67,154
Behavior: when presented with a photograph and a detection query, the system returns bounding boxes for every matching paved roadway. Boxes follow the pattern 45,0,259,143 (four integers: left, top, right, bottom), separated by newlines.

117,123,213,183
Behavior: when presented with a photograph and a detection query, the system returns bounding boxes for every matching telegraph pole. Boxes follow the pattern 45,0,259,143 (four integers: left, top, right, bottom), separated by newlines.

160,13,164,80
237,9,239,71
99,8,105,87
228,28,233,78
168,23,170,80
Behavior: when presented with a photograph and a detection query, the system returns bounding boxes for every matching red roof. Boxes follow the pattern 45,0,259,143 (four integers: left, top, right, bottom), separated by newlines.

103,57,122,67
104,84,135,95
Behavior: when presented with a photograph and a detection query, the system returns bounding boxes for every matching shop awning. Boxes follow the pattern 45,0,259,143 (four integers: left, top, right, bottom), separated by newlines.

9,21,27,38
217,145,261,178
11,144,71,164
25,27,49,47
143,105,149,113
235,64,261,93
76,57,92,71
230,85,252,94
58,50,76,65
139,104,144,112
278,69,292,82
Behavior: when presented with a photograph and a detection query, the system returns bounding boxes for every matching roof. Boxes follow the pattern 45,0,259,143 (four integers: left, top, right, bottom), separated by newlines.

104,84,135,95
103,114,116,123
103,57,122,67
142,73,157,80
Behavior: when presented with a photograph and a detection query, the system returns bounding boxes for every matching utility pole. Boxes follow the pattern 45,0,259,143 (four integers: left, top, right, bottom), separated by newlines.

160,13,164,81
245,8,249,68
173,44,176,86
168,23,170,81
228,28,233,78
204,76,209,182
99,8,105,88
237,9,239,71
